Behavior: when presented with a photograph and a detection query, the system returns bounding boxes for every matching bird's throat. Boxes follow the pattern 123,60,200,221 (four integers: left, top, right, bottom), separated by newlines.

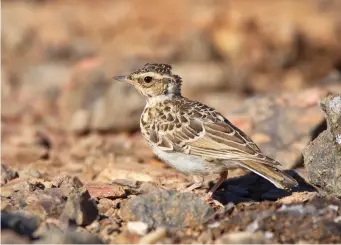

146,94,174,106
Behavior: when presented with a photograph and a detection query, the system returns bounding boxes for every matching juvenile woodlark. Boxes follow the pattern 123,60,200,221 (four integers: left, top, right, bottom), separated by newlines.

114,63,298,198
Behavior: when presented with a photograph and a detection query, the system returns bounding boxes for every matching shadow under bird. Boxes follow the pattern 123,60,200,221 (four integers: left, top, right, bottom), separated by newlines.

113,63,298,199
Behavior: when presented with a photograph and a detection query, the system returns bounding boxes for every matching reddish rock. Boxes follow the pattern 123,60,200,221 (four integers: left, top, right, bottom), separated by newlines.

86,184,126,199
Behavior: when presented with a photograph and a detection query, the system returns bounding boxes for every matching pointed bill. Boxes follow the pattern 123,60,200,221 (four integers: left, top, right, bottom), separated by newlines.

112,75,129,82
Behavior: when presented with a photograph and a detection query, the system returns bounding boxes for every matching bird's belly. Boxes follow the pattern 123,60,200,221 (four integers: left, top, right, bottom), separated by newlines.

151,146,216,174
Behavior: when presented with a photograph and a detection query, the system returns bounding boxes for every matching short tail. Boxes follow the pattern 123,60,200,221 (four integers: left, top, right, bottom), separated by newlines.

237,160,298,190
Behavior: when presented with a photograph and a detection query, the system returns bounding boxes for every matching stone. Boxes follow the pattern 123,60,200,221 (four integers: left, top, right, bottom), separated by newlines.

304,94,341,197
97,198,115,214
59,187,98,226
98,218,121,243
53,175,83,197
85,184,126,199
1,163,19,186
277,191,318,204
120,190,214,228
25,188,67,219
137,182,164,194
2,180,67,219
1,179,31,199
127,221,149,236
320,94,341,146
112,179,140,189
1,211,41,238
26,169,43,178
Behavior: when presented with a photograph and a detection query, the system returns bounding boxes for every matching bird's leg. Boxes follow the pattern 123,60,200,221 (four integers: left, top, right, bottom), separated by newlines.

206,171,228,199
182,175,204,192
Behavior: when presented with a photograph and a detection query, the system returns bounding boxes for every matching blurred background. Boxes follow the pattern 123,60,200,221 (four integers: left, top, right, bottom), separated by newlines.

2,0,341,180
2,1,341,243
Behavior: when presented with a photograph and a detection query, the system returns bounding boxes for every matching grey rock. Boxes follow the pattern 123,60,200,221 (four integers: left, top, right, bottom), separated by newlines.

58,63,145,133
228,89,328,169
1,163,19,186
137,182,164,194
120,190,214,228
304,94,341,197
2,181,67,219
27,188,67,219
320,94,341,146
53,175,84,197
27,169,42,178
59,187,98,226
1,211,40,238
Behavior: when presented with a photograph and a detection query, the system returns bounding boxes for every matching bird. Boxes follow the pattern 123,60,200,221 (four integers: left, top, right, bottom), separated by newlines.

113,63,298,199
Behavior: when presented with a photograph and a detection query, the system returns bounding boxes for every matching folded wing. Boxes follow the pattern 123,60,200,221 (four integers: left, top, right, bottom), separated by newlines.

149,99,297,190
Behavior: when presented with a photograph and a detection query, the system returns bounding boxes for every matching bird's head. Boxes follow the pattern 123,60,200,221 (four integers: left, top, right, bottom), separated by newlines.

113,63,182,101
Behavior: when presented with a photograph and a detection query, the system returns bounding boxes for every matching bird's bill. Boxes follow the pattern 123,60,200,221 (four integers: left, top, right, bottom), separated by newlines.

112,75,130,83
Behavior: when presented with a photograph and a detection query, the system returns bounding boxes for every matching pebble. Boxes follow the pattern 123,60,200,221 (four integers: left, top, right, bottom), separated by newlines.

127,221,149,236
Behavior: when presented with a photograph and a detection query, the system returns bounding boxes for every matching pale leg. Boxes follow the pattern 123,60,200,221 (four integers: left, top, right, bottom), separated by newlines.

182,175,204,192
206,171,228,198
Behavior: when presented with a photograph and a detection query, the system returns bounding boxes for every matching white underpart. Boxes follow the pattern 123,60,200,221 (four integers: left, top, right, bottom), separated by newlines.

151,145,210,174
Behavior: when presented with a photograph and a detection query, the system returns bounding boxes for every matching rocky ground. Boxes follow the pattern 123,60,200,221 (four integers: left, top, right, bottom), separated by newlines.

2,0,341,244
2,90,341,244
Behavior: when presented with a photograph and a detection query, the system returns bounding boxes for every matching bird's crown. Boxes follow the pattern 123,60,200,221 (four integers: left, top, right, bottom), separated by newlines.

130,63,173,76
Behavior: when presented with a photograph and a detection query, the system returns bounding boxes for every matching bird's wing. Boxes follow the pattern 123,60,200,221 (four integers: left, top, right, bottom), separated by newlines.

148,99,281,167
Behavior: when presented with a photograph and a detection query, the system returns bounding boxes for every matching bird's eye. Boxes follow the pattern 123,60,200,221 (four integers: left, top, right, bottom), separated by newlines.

144,76,153,83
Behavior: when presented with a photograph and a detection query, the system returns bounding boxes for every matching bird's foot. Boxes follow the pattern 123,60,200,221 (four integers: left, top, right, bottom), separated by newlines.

181,181,203,193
